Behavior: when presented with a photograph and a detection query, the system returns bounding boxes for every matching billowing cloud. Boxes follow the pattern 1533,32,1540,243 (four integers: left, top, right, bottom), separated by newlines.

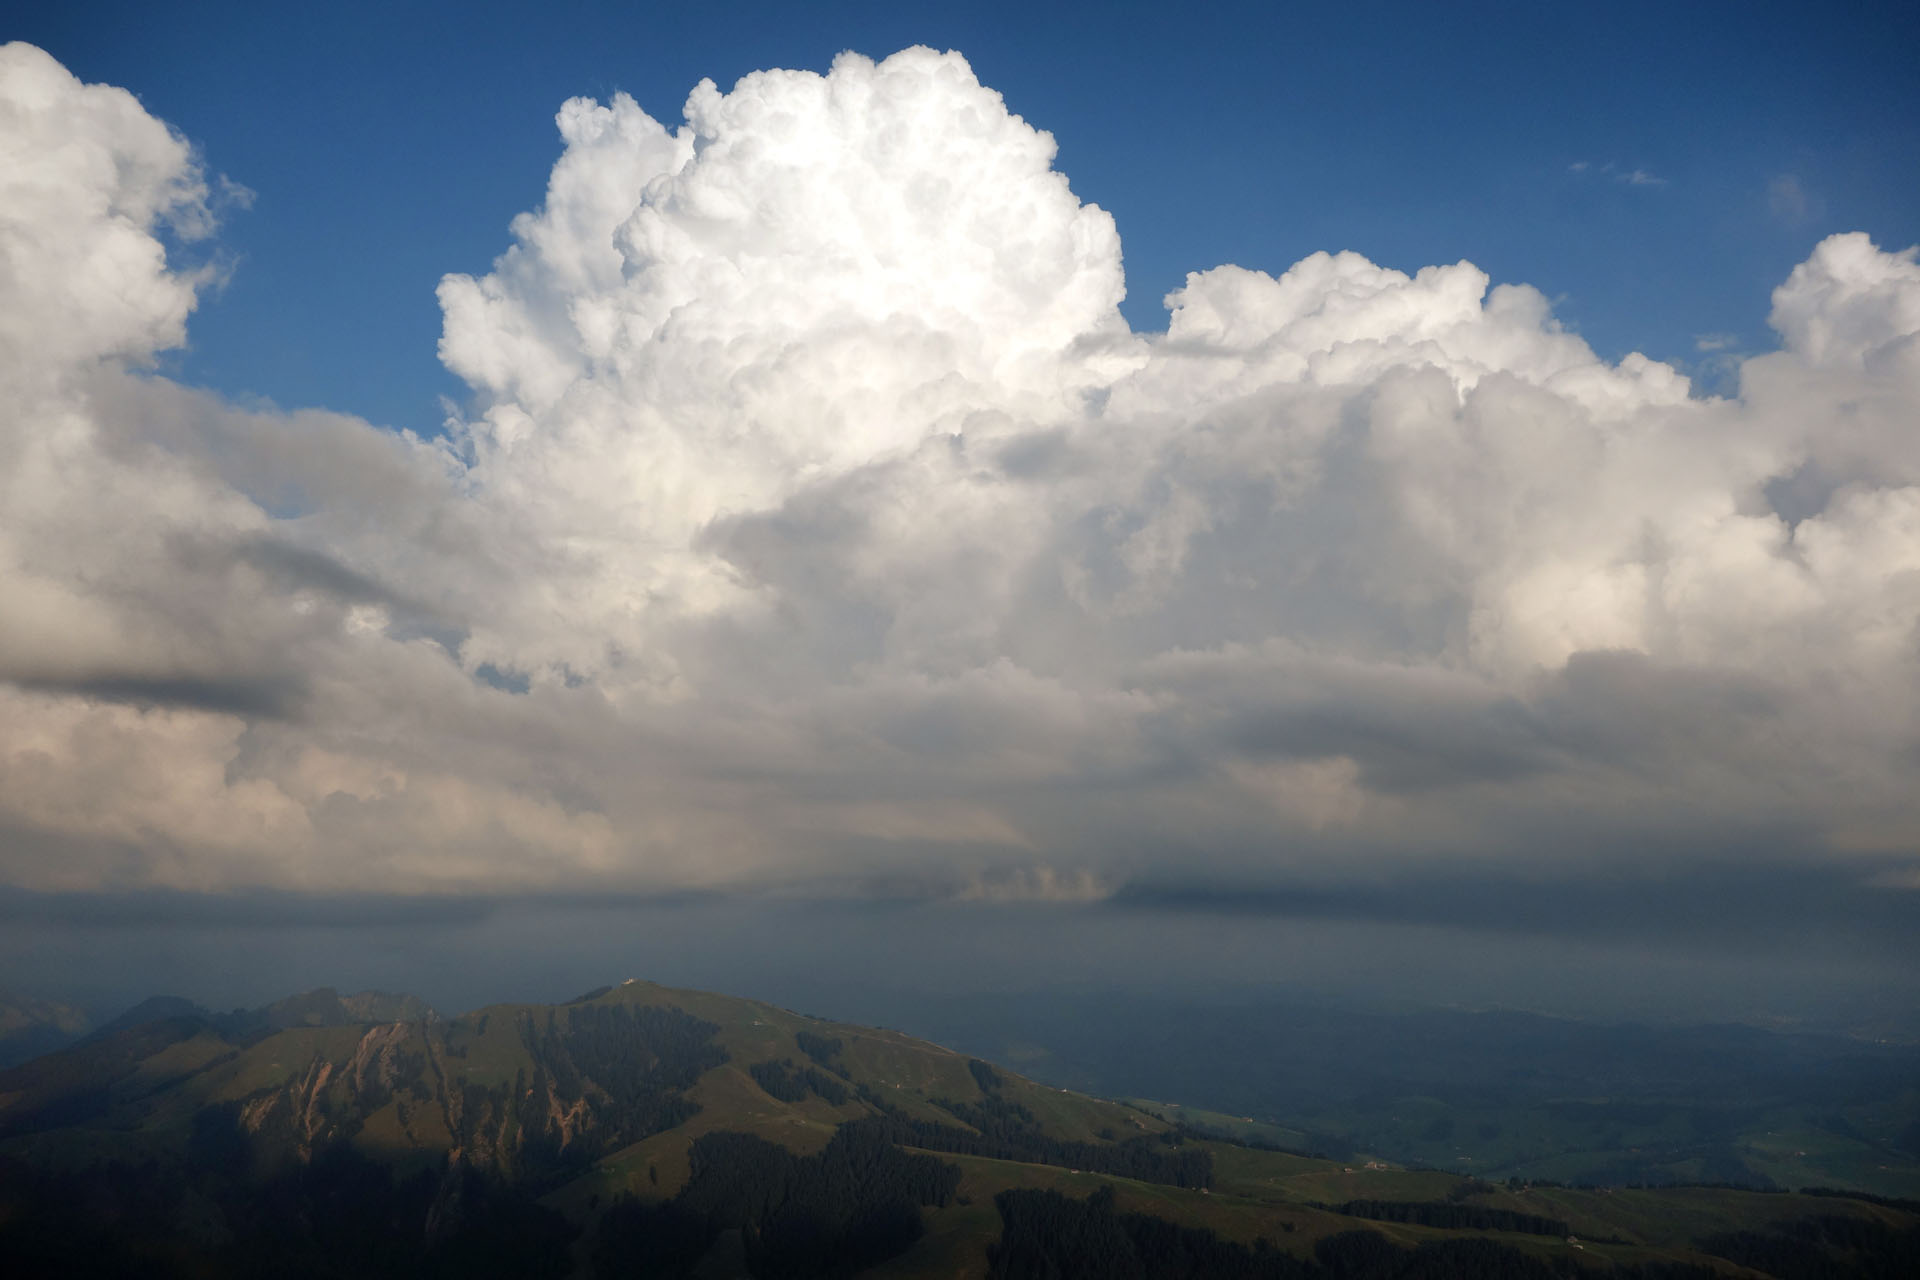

2,43,1918,919
435,48,1134,688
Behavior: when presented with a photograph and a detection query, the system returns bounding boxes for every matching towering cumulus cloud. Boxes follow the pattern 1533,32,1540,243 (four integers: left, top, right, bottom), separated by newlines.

437,49,1135,686
2,43,1918,904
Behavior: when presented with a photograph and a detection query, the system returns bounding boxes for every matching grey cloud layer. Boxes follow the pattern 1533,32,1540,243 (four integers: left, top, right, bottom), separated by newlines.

2,43,1918,909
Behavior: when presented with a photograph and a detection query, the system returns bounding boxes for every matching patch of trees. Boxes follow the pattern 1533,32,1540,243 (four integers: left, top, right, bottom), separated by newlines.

489,1002,727,1178
1327,1199,1571,1236
1619,1177,1782,1192
1564,1151,1778,1191
1332,1231,1661,1279
937,1092,1046,1144
1317,1230,1587,1280
1800,1187,1920,1214
1699,1213,1920,1280
990,1184,1313,1279
795,1030,847,1075
593,1121,959,1279
969,1058,1005,1093
990,1189,1729,1280
1132,1105,1348,1163
538,1002,726,1102
855,1085,1212,1188
750,1057,851,1106
1169,1118,1332,1161
0,1143,576,1279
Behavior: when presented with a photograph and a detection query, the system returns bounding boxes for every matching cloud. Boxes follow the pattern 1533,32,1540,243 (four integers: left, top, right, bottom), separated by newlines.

1567,160,1667,187
2,43,1919,935
0,44,210,373
1110,855,1920,956
1769,172,1822,227
435,47,1133,687
957,866,1112,904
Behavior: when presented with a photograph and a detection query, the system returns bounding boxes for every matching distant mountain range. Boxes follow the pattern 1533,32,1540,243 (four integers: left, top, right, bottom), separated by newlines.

0,990,91,1069
0,986,437,1070
1,980,1916,1278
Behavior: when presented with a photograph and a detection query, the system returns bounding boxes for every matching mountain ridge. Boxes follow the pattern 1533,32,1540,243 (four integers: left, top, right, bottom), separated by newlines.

0,990,91,1069
2,978,1916,1278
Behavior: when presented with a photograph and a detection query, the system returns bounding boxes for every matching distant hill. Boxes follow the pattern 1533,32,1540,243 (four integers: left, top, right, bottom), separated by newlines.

0,991,90,1069
82,986,439,1045
1,979,1915,1278
228,984,438,1033
80,993,207,1043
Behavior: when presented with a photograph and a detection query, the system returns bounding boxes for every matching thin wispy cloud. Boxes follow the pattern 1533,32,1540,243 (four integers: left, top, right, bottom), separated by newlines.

1568,159,1668,186
1769,172,1823,226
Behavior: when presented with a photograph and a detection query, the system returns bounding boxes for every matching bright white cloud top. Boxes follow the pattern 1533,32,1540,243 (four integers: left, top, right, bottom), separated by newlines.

3,42,1918,899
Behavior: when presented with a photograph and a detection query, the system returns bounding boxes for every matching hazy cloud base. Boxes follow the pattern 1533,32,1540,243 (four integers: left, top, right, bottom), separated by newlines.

2,42,1919,965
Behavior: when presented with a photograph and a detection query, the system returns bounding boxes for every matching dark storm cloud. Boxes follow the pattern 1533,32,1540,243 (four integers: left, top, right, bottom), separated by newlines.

9,671,301,718
0,885,501,929
229,535,396,605
1111,856,1920,958
1220,693,1549,792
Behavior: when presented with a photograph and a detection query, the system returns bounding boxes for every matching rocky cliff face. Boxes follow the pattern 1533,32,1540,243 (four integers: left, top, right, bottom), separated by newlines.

1,987,729,1188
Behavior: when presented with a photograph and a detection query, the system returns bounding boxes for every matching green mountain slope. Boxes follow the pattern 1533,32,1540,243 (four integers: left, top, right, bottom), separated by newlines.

1,980,1914,1278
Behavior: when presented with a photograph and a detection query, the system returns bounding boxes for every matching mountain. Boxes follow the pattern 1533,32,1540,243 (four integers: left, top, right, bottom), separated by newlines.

226,985,438,1033
80,994,208,1043
81,987,440,1045
0,979,1915,1278
0,991,90,1069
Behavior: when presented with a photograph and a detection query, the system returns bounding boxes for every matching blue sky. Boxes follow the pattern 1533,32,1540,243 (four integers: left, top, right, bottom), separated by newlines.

17,0,1918,434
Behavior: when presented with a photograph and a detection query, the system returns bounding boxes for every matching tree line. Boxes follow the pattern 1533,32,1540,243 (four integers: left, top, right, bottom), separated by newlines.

749,1057,851,1106
1699,1212,1920,1280
1326,1199,1572,1236
593,1120,959,1278
855,1082,1213,1188
988,1186,1730,1280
